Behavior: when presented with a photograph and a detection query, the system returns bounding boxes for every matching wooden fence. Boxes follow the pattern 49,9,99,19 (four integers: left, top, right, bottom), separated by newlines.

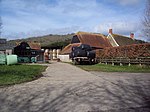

96,43,150,65
99,57,150,65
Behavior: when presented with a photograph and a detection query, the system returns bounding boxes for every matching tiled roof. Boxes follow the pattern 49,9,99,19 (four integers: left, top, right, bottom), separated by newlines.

28,42,41,50
112,34,139,46
16,42,41,50
76,32,112,48
60,43,81,54
60,32,112,54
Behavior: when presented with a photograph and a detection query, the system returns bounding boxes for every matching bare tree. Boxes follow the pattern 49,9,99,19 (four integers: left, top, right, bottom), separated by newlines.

142,0,150,41
0,16,2,38
0,0,2,37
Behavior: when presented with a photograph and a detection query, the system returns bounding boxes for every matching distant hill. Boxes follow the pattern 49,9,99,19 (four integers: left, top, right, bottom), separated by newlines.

6,33,146,50
7,33,74,49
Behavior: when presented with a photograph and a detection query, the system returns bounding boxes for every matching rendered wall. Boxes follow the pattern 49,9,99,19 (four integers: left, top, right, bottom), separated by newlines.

58,55,72,62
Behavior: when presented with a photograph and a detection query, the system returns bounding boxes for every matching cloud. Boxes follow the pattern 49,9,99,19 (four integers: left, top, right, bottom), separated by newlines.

95,21,141,36
0,0,146,40
115,0,140,5
4,26,83,40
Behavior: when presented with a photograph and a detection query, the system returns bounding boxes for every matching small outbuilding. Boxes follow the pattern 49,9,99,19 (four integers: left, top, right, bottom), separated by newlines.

14,41,44,62
0,38,13,55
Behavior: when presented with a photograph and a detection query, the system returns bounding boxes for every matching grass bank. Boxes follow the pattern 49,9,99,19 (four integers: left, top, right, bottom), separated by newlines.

0,64,47,86
77,63,150,73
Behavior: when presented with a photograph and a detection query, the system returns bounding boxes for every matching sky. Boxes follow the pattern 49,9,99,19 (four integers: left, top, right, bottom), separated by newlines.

0,0,147,40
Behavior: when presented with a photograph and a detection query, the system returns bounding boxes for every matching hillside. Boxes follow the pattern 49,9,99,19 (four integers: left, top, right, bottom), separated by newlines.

7,33,74,48
6,33,146,50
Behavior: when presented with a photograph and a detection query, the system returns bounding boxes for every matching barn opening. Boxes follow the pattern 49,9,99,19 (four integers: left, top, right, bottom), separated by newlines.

14,42,44,63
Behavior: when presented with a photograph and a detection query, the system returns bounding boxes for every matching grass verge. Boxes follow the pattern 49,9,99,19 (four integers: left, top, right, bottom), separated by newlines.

0,64,47,86
77,63,150,73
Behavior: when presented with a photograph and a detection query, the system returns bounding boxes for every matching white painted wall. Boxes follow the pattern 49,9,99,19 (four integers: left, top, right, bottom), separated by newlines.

0,51,5,54
58,55,72,62
6,49,12,55
107,34,119,47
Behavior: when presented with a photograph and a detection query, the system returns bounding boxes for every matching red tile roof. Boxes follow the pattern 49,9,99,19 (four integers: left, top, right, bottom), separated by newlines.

16,41,41,50
60,43,81,54
28,42,41,50
76,32,112,48
61,32,112,54
112,34,139,46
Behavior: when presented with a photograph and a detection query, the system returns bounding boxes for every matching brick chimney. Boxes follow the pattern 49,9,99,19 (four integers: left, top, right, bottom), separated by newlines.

109,29,113,34
130,33,134,39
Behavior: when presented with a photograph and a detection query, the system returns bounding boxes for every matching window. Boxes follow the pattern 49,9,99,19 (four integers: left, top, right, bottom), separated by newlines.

71,35,80,43
31,51,36,55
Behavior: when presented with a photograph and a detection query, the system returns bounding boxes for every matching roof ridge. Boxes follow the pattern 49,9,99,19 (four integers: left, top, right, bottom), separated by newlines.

112,33,130,38
76,31,105,37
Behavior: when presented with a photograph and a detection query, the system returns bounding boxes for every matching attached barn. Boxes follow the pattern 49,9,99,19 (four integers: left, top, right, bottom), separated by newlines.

59,32,112,62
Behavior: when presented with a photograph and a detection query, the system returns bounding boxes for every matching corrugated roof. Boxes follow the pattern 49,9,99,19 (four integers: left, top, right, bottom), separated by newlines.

112,34,139,46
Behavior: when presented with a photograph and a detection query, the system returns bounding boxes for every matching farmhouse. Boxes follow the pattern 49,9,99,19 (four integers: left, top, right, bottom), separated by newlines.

59,32,112,61
59,30,145,62
61,31,112,54
107,29,142,47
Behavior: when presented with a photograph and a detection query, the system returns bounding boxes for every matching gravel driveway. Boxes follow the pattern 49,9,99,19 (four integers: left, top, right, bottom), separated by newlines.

0,62,150,112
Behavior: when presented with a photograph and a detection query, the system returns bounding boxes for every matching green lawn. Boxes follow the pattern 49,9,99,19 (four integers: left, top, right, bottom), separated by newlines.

77,63,150,73
0,64,47,86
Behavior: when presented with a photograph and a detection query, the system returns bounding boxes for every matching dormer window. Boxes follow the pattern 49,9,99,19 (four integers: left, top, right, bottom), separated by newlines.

71,35,80,44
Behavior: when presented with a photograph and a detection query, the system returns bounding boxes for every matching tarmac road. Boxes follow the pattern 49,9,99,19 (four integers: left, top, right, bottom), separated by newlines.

0,62,150,112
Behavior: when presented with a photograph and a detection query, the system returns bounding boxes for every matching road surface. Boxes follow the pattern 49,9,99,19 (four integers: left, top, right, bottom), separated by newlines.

0,62,150,112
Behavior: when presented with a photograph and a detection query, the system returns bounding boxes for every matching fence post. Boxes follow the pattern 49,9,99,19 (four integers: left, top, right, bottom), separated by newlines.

128,59,131,66
139,59,142,66
112,62,114,66
99,58,101,64
120,58,122,66
112,58,114,66
105,59,107,65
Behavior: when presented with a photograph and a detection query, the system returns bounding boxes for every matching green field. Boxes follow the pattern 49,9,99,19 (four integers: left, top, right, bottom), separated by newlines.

77,63,150,73
0,64,47,86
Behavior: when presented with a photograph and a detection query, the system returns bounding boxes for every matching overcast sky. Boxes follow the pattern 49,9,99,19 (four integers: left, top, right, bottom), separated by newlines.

0,0,146,40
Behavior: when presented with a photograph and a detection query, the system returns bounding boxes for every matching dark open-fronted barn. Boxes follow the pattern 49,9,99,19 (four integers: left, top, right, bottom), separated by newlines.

14,41,44,62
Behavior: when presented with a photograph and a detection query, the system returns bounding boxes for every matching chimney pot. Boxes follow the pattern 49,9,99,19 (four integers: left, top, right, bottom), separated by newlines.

109,29,113,34
130,33,134,39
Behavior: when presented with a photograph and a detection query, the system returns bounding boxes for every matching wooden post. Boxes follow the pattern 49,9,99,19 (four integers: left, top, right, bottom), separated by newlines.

120,57,122,66
128,59,131,66
120,63,122,66
112,58,114,66
128,63,131,66
112,62,114,66
139,59,142,66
